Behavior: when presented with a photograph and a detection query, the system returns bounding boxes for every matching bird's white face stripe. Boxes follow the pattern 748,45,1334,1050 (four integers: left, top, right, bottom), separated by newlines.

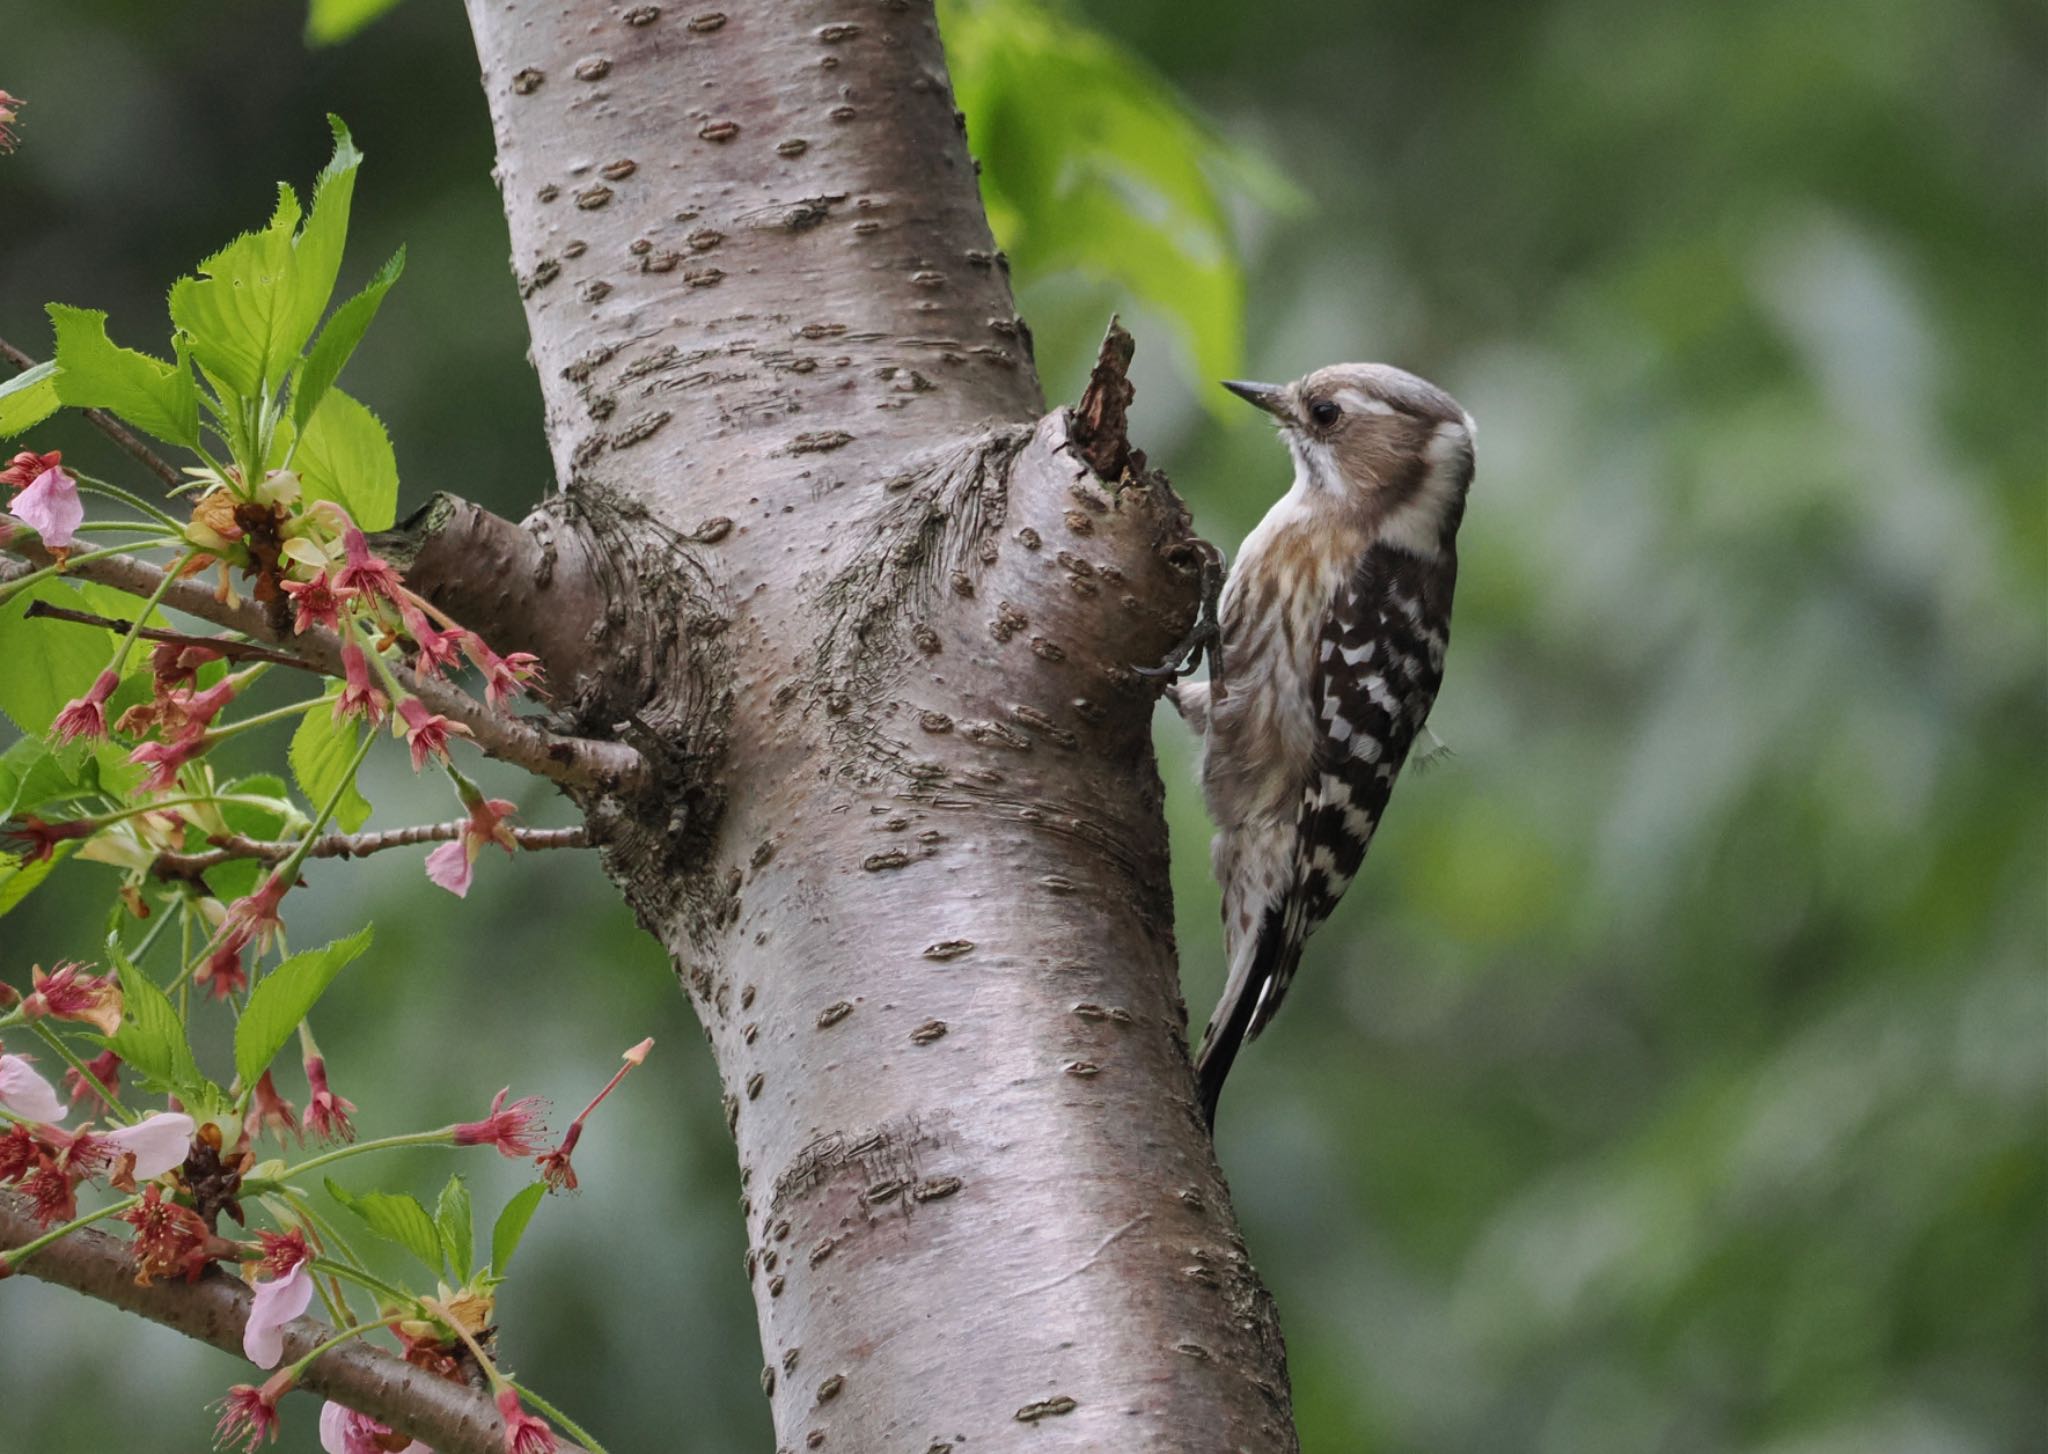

1333,387,1397,416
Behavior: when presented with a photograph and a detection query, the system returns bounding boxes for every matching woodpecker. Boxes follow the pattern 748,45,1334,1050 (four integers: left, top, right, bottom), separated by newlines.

1169,363,1476,1126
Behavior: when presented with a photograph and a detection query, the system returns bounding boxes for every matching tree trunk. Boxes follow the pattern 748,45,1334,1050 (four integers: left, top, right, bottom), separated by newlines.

458,2,1298,1447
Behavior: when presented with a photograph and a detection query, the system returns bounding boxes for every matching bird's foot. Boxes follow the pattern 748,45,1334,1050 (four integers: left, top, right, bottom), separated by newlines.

1137,539,1227,690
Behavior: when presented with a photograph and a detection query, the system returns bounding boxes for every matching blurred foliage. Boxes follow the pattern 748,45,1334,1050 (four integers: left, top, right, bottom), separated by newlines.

1,1,2042,1452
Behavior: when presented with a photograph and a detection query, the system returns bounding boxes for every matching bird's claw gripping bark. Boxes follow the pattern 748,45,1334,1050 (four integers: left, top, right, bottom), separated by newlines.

1137,539,1227,692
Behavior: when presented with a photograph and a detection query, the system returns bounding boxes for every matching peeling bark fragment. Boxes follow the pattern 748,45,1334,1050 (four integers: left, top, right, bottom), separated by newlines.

1016,1396,1079,1422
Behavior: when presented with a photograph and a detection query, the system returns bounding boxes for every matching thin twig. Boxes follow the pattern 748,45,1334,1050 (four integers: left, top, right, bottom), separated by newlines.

0,337,185,488
22,599,313,670
0,538,650,794
153,822,590,875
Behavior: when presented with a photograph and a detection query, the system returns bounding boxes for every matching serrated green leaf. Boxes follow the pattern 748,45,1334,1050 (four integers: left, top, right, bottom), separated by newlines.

489,1181,547,1277
294,386,397,531
284,118,364,371
0,580,120,737
0,843,71,918
0,736,91,819
0,360,61,438
292,245,403,436
436,1174,474,1282
234,925,372,1089
326,1178,443,1273
306,0,409,45
109,945,207,1101
169,184,306,400
45,304,199,447
289,697,373,833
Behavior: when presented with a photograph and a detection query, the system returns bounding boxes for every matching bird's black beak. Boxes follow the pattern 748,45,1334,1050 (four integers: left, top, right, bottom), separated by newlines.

1221,379,1291,420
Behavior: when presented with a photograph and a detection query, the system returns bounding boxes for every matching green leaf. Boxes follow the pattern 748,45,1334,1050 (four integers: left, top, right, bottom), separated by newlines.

0,736,92,819
234,924,372,1089
307,0,409,45
293,245,403,435
326,1178,443,1274
109,944,207,1101
45,305,199,447
489,1182,547,1277
294,386,397,531
289,696,374,833
0,844,72,919
284,118,365,371
0,579,119,737
0,360,61,438
436,1174,474,1282
169,184,307,400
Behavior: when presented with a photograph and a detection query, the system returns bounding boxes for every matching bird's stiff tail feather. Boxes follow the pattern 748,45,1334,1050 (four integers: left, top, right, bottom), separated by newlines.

1195,902,1300,1128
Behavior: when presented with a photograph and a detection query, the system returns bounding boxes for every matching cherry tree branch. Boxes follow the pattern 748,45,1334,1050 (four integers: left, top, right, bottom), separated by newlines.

152,821,589,875
0,1191,570,1454
0,337,185,489
21,598,315,670
0,539,649,794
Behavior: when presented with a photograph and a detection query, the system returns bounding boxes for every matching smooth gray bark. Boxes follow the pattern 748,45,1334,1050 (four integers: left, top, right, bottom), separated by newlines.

459,2,1300,1448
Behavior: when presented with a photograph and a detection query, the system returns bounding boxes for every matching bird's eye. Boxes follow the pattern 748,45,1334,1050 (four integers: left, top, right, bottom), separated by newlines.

1308,399,1341,428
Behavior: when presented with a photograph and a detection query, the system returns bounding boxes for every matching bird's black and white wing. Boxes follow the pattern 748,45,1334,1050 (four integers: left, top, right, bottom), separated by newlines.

1194,546,1452,1123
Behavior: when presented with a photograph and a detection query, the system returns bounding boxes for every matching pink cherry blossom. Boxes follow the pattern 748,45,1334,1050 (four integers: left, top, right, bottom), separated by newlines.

21,960,122,1035
12,464,82,547
281,571,343,635
103,1111,193,1183
214,1373,291,1452
319,1402,430,1454
0,1049,65,1123
461,636,544,709
130,731,214,792
302,1054,356,1144
1,448,59,490
243,1229,315,1368
423,838,473,897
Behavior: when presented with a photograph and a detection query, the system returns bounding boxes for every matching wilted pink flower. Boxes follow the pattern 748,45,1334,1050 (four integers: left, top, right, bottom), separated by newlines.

244,1229,315,1368
334,643,388,728
225,872,291,956
18,1157,77,1225
1,448,59,490
0,1049,65,1123
397,698,471,772
123,1183,232,1285
398,599,466,678
21,961,123,1035
536,1038,652,1194
150,638,224,688
495,1389,558,1454
319,1402,429,1454
281,571,344,635
65,1050,122,1111
423,795,518,898
214,1373,292,1452
161,675,241,736
0,1123,38,1181
198,934,251,1000
2,813,95,863
50,670,120,745
334,526,402,602
0,91,21,153
462,637,544,709
130,731,214,792
13,463,83,547
247,1070,301,1148
302,1055,356,1144
453,1088,548,1158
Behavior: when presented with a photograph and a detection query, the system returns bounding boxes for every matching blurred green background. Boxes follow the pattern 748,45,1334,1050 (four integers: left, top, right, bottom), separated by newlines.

1,0,2042,1450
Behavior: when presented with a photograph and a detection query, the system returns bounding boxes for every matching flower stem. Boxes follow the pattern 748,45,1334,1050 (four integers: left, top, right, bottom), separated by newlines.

506,1377,611,1454
70,472,186,532
259,1127,458,1185
25,1020,134,1125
